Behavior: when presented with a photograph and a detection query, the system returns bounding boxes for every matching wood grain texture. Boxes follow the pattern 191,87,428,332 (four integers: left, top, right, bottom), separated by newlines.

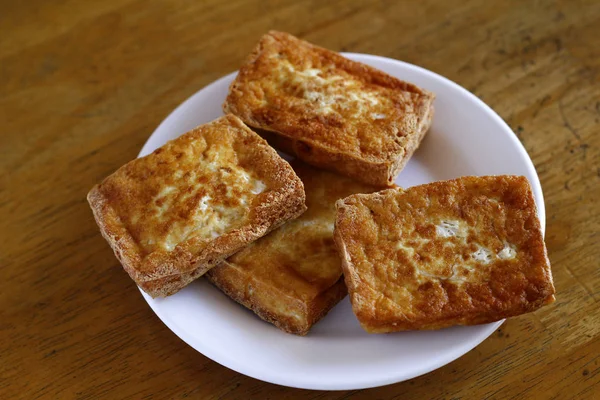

1,0,598,398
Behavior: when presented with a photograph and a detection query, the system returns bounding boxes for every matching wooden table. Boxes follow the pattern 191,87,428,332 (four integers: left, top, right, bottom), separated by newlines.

2,0,599,398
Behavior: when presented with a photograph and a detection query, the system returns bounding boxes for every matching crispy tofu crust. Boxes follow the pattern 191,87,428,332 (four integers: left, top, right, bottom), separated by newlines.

206,162,382,335
223,31,435,187
334,176,555,333
88,115,306,298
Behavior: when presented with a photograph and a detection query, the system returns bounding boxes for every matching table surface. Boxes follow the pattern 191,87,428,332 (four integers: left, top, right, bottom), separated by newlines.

2,0,599,398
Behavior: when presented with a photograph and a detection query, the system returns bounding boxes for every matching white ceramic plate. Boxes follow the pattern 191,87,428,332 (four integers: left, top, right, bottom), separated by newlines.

138,54,545,390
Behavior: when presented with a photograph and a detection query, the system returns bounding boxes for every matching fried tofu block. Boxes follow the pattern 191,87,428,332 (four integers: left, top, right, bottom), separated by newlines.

334,176,555,333
206,162,381,335
224,31,435,187
88,115,306,297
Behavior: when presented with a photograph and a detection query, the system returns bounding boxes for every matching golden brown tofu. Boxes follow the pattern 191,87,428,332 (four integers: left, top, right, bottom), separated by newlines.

87,115,306,297
334,176,555,333
224,31,435,187
206,162,381,335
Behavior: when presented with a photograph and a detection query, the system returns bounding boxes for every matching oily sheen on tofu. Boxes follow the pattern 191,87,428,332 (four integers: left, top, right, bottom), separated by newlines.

334,176,555,333
224,31,435,186
87,115,306,297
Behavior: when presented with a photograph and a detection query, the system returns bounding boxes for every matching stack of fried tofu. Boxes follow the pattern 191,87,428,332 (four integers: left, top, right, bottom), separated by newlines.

88,32,554,335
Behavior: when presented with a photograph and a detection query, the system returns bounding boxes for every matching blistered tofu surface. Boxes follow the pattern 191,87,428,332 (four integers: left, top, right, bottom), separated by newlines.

224,31,434,162
98,116,268,255
335,176,555,331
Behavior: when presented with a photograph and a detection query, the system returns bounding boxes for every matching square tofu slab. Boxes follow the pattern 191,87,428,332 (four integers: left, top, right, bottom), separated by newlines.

88,115,306,297
206,162,381,335
224,31,435,187
334,176,555,333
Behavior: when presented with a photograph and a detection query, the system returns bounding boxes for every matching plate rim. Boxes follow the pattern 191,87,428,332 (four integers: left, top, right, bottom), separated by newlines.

137,53,545,390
